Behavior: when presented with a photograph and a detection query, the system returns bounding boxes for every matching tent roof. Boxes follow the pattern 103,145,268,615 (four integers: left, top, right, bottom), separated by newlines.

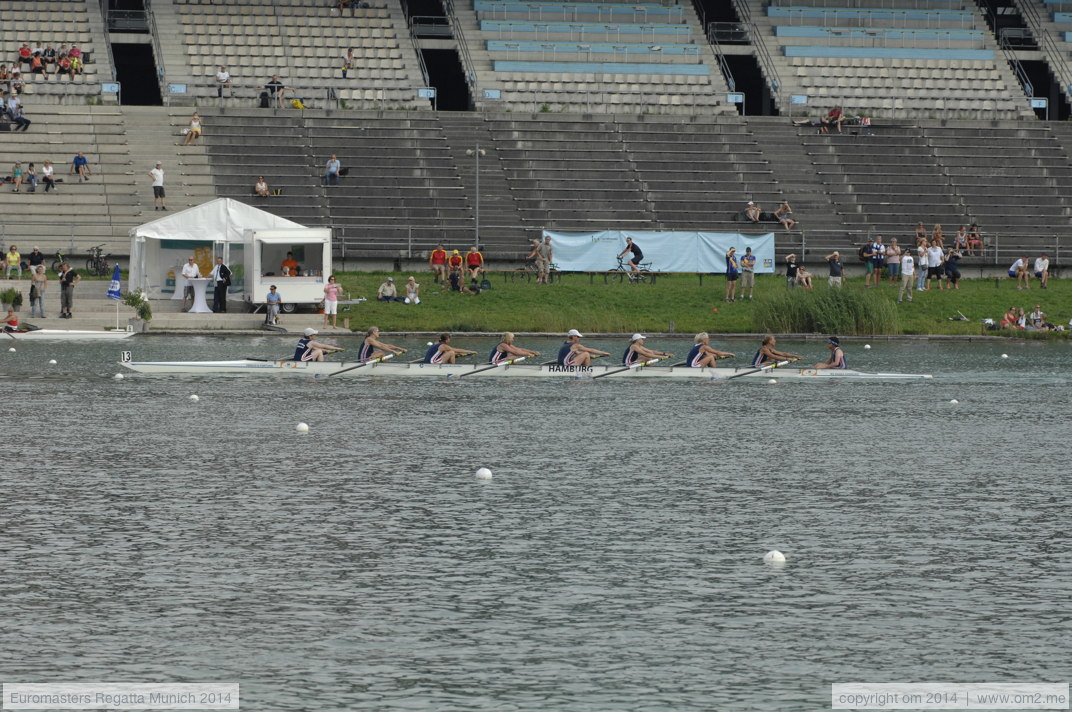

130,198,305,242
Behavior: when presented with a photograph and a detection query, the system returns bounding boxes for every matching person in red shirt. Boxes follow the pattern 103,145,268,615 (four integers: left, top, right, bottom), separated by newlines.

18,45,32,69
465,246,484,279
428,243,447,284
446,250,464,291
3,306,18,332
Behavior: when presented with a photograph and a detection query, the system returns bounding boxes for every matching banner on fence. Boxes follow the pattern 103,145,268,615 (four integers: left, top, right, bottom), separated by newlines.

542,230,776,273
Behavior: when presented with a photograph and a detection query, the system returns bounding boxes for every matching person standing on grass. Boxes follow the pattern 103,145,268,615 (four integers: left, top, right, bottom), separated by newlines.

725,247,740,302
825,251,843,288
915,240,927,291
322,274,341,327
926,240,945,291
897,249,914,303
739,247,756,300
886,238,901,285
785,253,800,289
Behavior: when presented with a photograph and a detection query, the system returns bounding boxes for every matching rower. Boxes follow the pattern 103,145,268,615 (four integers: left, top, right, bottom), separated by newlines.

557,328,609,366
3,306,18,332
359,326,405,362
752,335,800,367
424,333,477,364
489,332,539,364
686,332,734,367
813,336,847,369
623,334,672,366
294,327,341,362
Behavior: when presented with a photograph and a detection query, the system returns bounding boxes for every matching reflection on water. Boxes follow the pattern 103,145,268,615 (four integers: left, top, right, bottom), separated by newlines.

2,337,1070,710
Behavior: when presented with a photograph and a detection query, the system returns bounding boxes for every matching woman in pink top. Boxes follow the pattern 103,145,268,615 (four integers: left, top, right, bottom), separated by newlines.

322,274,341,327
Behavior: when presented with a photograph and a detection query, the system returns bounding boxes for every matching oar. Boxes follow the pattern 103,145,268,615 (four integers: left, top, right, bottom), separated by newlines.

454,355,528,378
318,351,396,379
592,356,665,379
724,357,799,381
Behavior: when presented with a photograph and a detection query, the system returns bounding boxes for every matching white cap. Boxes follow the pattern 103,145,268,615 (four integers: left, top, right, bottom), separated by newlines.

747,201,754,205
303,327,317,336
386,277,394,281
567,328,583,338
632,333,646,341
155,161,162,166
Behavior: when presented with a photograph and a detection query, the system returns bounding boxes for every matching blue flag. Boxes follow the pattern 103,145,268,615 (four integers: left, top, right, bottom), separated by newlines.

106,264,122,301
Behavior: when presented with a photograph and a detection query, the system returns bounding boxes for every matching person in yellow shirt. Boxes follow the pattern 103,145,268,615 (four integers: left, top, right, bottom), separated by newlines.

6,244,21,279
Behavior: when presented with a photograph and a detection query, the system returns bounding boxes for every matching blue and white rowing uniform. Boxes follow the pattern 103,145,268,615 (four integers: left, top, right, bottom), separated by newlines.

828,348,847,369
751,349,766,367
294,337,314,361
424,343,445,364
557,341,576,366
359,341,376,362
686,344,705,367
488,344,509,364
622,346,641,366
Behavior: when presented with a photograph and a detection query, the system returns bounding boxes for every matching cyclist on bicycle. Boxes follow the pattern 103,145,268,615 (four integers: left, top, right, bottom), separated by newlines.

617,237,644,274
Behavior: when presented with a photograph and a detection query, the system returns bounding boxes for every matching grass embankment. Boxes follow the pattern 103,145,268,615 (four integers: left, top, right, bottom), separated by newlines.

332,271,1071,336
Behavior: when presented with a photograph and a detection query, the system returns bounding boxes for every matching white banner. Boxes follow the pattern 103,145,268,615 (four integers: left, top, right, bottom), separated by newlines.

543,230,776,273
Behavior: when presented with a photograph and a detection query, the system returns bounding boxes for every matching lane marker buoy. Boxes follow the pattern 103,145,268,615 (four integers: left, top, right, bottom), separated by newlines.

113,373,124,380
763,550,786,564
864,344,871,350
189,395,200,402
296,422,309,433
49,359,57,365
475,467,493,480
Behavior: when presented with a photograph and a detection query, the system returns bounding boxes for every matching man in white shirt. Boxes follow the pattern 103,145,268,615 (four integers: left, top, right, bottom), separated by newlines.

215,65,231,98
1034,253,1049,289
377,277,403,302
926,241,945,291
897,251,914,303
180,256,200,311
148,161,166,211
1008,254,1029,290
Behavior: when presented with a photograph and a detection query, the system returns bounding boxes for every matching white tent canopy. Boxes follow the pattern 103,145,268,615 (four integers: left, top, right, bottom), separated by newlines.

129,198,308,298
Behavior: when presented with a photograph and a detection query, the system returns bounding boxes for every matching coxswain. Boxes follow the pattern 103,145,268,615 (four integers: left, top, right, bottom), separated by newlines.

623,334,672,366
294,327,341,362
358,326,405,362
424,333,477,364
686,332,734,367
489,332,539,364
813,336,847,369
556,328,609,367
752,335,800,367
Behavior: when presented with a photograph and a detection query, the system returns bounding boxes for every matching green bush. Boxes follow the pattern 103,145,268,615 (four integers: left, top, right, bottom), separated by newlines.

122,291,153,322
751,287,898,335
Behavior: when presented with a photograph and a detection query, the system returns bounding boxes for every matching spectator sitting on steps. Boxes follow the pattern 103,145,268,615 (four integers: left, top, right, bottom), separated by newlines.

774,201,797,232
70,151,92,181
254,176,270,197
744,201,761,223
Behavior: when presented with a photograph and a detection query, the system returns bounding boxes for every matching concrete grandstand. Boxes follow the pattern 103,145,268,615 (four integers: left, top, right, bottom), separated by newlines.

0,0,1070,275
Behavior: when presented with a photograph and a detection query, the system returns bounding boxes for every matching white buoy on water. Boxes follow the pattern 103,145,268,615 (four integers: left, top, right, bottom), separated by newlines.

189,394,200,402
767,378,777,385
49,359,57,365
950,399,958,404
1001,354,1009,359
864,344,871,350
427,341,434,346
7,347,14,353
296,422,310,434
475,467,493,480
763,550,786,564
113,373,124,380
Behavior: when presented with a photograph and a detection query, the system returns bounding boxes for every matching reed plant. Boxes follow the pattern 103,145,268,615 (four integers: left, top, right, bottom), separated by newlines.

751,287,898,335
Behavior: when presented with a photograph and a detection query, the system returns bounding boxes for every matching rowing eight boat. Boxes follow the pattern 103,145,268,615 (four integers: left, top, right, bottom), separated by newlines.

7,329,137,341
118,358,932,380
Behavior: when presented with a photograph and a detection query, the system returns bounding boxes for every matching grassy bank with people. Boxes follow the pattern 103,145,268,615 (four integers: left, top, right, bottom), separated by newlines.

330,271,1071,336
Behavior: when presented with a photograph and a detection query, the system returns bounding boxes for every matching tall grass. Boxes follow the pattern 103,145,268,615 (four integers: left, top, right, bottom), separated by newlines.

751,287,898,335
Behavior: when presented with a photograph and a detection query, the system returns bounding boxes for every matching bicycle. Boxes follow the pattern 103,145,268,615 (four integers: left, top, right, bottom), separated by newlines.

611,256,652,283
50,249,65,274
85,244,110,276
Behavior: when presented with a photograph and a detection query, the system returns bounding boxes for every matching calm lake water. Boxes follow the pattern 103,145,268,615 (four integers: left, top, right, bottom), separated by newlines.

3,336,1070,711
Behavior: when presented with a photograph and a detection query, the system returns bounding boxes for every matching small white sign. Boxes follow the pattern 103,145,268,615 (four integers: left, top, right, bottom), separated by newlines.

791,94,808,104
726,92,744,104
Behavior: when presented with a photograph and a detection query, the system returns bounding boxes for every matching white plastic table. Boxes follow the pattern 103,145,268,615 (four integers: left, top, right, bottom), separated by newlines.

186,277,213,313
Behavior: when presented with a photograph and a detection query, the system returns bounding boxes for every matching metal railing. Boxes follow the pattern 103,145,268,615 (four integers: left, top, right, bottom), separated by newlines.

443,0,480,88
1013,0,1072,103
705,24,738,92
144,0,169,103
1,225,1063,269
164,82,435,111
731,0,782,107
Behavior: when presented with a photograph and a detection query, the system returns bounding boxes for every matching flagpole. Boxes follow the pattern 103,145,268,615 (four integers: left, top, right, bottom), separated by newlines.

107,264,123,331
